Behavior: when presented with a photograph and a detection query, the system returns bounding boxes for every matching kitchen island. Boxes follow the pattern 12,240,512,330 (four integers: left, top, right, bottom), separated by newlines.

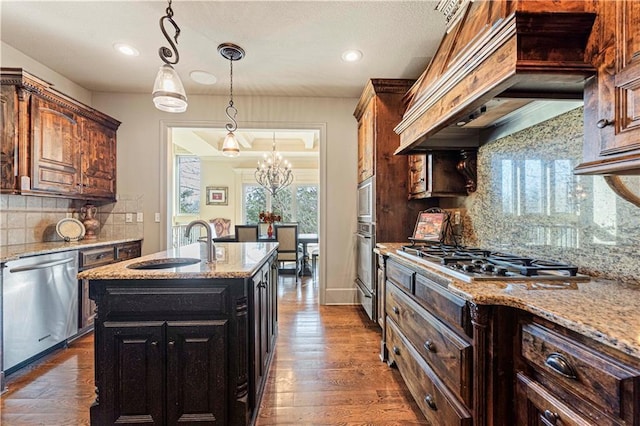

79,242,279,426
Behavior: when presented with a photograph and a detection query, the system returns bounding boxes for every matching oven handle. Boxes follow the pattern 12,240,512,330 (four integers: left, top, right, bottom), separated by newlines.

9,257,75,273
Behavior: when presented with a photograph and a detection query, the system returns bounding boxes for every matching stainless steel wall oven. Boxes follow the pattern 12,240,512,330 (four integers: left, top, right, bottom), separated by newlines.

356,177,376,321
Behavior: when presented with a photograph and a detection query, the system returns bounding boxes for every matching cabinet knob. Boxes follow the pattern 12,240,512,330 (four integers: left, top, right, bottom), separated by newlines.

542,409,558,425
424,394,437,410
150,340,158,347
392,346,400,355
596,118,613,129
423,340,435,352
168,340,175,348
545,352,577,379
392,306,400,315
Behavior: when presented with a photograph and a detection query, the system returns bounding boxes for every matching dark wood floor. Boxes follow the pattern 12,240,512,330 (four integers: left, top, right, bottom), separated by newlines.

1,275,426,425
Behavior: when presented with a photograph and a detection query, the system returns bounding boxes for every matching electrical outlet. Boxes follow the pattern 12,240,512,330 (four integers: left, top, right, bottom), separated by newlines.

136,212,144,222
453,210,461,225
155,213,161,223
125,213,133,223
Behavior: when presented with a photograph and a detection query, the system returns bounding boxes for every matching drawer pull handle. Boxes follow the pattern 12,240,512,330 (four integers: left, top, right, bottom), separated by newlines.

424,394,437,411
545,353,577,379
168,340,175,348
392,346,400,355
596,118,613,129
96,254,105,259
542,409,559,425
150,340,158,347
392,306,400,315
423,340,436,352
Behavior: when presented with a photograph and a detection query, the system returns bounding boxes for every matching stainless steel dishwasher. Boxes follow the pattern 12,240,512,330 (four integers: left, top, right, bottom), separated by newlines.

2,250,78,374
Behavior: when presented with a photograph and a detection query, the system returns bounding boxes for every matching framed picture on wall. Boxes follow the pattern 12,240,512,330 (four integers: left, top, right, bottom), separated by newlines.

206,186,228,205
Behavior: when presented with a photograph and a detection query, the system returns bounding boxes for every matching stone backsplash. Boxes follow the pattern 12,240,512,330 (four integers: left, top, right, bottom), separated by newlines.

460,107,640,285
0,194,144,245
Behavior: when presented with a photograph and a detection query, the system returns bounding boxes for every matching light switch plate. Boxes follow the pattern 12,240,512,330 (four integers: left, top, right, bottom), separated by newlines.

125,213,133,223
155,213,161,223
136,212,144,222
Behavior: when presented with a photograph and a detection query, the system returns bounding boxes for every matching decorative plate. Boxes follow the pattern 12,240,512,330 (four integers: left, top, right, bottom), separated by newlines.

56,218,86,242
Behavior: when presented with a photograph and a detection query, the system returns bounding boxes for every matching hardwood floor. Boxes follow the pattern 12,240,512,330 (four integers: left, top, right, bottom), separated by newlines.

1,275,426,425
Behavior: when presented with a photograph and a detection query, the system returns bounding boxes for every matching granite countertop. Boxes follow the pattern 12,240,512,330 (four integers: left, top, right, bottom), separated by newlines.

78,242,279,280
376,242,640,361
0,237,143,263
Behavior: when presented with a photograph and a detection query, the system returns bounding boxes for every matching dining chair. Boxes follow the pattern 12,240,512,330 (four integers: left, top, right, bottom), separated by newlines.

275,224,302,283
235,225,259,242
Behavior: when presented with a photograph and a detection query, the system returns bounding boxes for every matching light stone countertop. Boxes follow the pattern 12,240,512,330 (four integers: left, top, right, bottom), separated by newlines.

376,243,640,361
78,242,279,280
0,237,143,263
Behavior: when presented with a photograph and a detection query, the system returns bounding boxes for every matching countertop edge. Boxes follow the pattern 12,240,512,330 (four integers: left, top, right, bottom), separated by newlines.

1,237,143,263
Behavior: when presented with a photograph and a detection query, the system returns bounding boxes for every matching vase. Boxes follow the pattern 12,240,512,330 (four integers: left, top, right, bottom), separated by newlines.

80,203,99,240
267,223,273,239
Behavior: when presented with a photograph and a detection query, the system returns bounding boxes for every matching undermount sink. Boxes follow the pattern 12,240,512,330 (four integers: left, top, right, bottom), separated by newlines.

127,257,201,270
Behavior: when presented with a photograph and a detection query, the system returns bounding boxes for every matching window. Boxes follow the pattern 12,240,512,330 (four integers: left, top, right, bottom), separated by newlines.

176,156,201,214
243,184,318,233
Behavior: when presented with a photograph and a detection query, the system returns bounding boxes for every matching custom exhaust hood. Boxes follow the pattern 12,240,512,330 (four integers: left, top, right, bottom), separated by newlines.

394,1,597,154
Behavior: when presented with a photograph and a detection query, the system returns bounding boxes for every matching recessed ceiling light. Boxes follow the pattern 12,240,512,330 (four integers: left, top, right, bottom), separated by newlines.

190,70,217,85
113,43,139,57
341,49,363,62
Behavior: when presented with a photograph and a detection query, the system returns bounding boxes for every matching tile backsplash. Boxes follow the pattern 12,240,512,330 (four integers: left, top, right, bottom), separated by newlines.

462,107,640,285
0,194,144,245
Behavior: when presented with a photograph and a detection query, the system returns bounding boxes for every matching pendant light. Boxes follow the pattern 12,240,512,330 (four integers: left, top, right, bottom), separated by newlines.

152,0,188,113
218,43,245,157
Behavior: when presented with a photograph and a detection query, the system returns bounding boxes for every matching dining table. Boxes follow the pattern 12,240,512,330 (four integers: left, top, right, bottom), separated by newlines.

214,232,318,276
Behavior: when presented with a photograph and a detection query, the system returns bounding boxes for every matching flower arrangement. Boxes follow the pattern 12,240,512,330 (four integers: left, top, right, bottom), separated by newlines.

258,211,281,224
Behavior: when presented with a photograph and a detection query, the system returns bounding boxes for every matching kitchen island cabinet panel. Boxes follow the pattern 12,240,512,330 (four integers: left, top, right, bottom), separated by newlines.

86,243,279,426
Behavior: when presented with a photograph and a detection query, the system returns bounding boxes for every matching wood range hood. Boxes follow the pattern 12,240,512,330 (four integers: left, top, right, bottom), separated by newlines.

394,1,598,154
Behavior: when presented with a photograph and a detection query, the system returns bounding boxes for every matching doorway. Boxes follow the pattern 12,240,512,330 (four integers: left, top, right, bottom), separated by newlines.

160,121,326,293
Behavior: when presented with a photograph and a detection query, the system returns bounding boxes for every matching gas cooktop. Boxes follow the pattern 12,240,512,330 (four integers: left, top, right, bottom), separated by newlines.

396,243,590,283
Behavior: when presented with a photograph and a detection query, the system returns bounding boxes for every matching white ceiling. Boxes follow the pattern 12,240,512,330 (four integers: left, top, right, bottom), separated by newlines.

1,1,447,159
0,1,445,98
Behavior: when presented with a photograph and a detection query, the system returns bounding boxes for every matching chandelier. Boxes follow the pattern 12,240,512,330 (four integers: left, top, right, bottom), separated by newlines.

255,133,294,196
152,0,187,113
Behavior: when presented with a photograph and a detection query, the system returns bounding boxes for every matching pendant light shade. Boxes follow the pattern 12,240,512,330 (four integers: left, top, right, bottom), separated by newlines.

222,132,240,157
152,64,187,113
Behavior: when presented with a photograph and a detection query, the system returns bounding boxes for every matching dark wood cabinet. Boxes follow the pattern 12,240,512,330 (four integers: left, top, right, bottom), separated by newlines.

515,316,640,426
89,252,277,426
408,152,470,199
576,0,640,174
384,257,474,425
0,68,120,200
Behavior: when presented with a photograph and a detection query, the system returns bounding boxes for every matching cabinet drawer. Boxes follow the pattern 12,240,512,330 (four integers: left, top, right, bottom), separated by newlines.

386,319,472,425
521,322,640,419
115,241,141,261
80,246,115,269
103,286,229,317
516,373,608,426
386,282,472,405
386,260,414,293
415,273,471,337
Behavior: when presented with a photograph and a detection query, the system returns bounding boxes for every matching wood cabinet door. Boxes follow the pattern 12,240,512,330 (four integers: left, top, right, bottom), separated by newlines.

81,117,116,199
408,154,427,197
30,96,81,194
357,99,375,182
1,85,18,191
252,266,270,399
100,322,165,425
166,321,229,425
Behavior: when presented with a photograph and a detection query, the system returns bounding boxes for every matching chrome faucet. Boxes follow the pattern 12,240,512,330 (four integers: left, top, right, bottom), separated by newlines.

185,219,215,263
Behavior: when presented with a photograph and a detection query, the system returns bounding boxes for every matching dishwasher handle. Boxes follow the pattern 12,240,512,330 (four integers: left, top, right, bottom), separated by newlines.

9,257,75,273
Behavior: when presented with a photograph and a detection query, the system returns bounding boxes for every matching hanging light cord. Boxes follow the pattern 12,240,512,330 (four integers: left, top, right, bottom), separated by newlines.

226,58,238,133
158,0,180,65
